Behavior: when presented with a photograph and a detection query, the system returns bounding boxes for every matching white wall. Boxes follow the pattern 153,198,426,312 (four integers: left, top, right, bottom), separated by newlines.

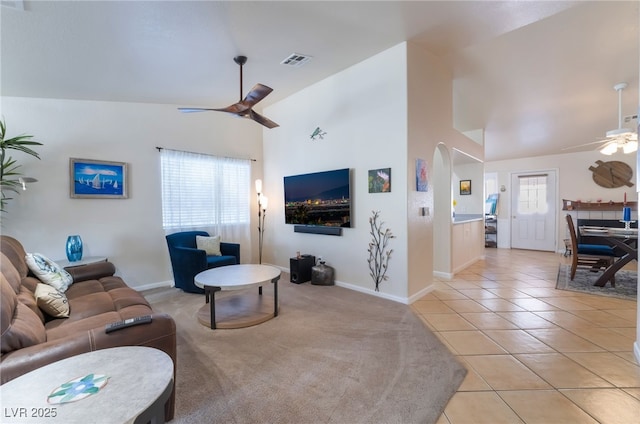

406,42,484,291
0,96,263,289
485,150,636,251
262,44,409,301
453,162,485,215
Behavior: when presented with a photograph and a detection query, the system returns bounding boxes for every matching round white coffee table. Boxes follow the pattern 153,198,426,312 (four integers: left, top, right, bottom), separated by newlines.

0,346,173,424
194,264,281,329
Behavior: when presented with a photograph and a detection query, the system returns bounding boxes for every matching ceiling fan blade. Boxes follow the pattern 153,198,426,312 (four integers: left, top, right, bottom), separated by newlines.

242,84,273,107
178,102,251,114
213,103,251,114
178,107,215,113
248,109,279,129
561,139,611,150
179,57,277,128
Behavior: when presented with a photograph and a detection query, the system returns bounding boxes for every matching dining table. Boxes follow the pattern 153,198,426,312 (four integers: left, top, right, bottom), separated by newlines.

578,225,638,287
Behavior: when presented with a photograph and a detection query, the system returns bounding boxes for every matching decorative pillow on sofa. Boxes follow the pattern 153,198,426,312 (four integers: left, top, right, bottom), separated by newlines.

25,253,73,292
196,235,222,256
34,283,70,318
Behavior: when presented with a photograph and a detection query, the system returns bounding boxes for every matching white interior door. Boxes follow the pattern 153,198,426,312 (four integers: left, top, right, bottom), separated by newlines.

510,171,557,251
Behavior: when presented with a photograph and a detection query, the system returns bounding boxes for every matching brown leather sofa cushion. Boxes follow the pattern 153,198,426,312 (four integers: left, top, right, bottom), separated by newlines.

1,252,47,353
1,251,22,294
0,236,29,278
44,277,154,334
1,273,47,354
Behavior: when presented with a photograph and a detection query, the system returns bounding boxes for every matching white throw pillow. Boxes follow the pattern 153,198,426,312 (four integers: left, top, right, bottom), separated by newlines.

35,283,70,318
196,235,222,256
25,253,73,292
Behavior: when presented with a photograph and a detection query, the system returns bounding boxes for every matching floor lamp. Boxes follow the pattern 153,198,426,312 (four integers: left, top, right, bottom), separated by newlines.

256,179,268,264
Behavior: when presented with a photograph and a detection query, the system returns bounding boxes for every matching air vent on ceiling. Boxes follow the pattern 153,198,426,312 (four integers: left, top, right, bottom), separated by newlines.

280,53,312,67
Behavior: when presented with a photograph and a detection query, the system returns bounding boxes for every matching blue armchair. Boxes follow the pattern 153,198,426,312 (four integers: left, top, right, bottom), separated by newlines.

165,231,240,294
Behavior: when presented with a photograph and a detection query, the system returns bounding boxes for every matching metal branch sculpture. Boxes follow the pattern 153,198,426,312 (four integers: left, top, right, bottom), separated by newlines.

367,210,394,291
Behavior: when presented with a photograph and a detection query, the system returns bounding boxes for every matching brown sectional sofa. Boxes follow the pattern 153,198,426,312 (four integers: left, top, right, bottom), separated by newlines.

0,235,177,420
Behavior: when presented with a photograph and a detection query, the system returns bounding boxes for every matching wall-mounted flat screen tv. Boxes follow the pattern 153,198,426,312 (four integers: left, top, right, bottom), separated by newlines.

284,168,351,227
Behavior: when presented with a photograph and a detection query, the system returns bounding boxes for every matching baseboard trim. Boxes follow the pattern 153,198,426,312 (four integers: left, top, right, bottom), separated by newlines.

271,264,409,304
335,280,408,304
136,280,174,292
433,271,453,280
452,257,482,275
635,341,640,365
407,284,435,304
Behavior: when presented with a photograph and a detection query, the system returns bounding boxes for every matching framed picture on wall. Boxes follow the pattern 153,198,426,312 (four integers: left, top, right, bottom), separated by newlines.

368,168,391,193
460,179,471,195
70,158,128,199
416,158,428,192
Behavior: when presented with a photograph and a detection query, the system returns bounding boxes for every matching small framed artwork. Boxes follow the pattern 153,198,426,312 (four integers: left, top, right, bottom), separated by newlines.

416,158,428,192
368,168,391,193
460,179,471,195
70,158,128,199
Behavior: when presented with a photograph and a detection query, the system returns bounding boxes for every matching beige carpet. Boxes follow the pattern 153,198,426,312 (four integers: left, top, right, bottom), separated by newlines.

145,276,466,424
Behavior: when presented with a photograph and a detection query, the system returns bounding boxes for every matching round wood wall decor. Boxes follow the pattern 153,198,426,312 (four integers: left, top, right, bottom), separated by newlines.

589,160,634,188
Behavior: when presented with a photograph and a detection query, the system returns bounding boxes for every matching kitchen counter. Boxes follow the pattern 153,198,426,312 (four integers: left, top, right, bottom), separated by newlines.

453,214,484,224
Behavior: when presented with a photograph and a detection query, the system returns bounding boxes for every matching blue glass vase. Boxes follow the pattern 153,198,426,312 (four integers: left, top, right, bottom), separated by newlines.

66,235,83,262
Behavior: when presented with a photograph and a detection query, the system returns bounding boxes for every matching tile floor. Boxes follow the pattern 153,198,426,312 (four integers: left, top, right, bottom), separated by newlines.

411,248,640,424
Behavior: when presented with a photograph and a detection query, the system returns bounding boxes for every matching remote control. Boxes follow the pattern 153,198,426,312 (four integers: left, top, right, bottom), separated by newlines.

105,315,152,333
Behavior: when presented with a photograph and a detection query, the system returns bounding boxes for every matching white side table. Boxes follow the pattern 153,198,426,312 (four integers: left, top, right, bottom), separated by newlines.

0,346,173,423
57,256,107,269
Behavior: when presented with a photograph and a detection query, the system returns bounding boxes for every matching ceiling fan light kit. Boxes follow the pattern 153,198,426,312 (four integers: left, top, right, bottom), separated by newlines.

178,56,279,129
600,142,619,155
622,140,638,154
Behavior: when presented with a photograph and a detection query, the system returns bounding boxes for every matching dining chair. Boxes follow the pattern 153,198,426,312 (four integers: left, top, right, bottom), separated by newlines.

565,214,616,286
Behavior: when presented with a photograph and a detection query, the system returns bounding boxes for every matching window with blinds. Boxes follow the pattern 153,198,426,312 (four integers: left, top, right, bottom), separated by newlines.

160,149,250,231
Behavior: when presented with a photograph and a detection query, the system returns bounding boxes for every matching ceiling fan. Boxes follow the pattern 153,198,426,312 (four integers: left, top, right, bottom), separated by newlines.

564,82,638,155
178,56,279,129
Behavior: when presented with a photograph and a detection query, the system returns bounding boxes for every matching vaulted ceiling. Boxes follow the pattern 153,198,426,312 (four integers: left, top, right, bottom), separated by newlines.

2,1,638,161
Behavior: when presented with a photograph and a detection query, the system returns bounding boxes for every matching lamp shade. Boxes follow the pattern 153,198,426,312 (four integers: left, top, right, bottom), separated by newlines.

261,196,268,210
255,179,262,193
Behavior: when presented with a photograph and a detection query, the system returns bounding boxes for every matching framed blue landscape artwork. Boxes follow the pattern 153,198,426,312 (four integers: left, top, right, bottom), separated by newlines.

70,158,128,199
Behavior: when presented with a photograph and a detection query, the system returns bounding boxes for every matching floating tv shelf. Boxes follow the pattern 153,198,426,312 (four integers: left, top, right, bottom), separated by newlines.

562,199,636,211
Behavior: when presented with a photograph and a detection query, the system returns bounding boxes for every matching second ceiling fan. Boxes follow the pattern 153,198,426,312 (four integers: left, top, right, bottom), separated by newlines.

563,82,638,155
178,56,279,129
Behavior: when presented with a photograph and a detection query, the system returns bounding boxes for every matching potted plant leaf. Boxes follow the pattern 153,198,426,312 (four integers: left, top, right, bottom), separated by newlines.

0,119,42,212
